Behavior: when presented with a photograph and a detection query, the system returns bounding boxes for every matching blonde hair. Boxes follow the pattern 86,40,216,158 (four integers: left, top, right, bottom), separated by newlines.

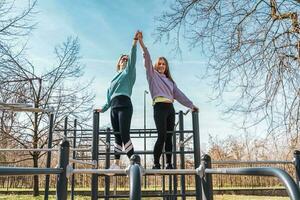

116,55,128,71
154,57,174,82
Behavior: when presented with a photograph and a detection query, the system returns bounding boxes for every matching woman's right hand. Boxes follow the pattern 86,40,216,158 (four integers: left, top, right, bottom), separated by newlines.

134,31,140,40
137,31,146,49
137,31,143,41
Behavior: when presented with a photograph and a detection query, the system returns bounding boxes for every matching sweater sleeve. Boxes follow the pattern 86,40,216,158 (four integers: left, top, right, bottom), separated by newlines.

125,44,137,75
101,89,111,113
142,47,155,79
173,83,194,109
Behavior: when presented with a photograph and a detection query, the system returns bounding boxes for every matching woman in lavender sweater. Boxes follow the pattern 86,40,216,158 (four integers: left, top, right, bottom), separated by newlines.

137,32,198,169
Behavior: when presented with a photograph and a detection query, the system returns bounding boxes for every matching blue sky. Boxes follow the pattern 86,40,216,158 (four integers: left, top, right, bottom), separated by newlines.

24,0,242,150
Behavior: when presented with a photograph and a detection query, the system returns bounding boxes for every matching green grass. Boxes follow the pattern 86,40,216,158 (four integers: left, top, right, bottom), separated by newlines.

0,195,89,200
0,195,289,200
215,195,288,200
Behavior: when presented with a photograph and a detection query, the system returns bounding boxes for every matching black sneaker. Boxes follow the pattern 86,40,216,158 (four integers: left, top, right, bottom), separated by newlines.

165,163,174,169
152,163,161,169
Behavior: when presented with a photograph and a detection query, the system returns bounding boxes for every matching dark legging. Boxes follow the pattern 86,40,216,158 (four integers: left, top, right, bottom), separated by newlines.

153,102,175,165
110,106,134,159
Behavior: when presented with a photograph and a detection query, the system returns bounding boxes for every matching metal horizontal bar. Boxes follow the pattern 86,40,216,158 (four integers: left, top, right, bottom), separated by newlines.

0,148,90,152
73,157,106,161
55,129,93,132
144,169,198,175
175,109,190,116
98,150,194,155
0,103,33,107
69,158,96,166
72,169,127,175
97,130,193,135
124,136,158,139
0,148,59,152
71,148,91,152
212,160,293,165
71,168,199,176
205,167,300,200
0,103,53,113
72,168,201,177
0,107,52,113
0,167,63,176
67,136,93,139
97,192,196,198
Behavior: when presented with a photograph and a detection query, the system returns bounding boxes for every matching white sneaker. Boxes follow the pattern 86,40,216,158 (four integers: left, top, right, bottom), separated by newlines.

109,163,121,170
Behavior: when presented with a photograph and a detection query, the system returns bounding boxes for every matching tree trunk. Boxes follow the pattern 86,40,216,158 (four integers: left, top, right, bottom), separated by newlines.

33,110,39,196
33,152,39,196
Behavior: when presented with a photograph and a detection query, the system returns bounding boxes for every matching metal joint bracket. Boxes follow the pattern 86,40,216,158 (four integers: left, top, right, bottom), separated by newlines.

139,165,145,176
92,160,97,167
179,140,184,147
125,165,131,176
106,142,110,149
66,165,73,178
196,165,205,178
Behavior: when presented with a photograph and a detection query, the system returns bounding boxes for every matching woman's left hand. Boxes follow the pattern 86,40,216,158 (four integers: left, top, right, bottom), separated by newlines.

192,106,199,112
95,108,102,113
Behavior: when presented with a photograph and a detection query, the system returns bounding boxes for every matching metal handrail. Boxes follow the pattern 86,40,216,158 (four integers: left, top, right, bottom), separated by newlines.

0,147,90,152
0,167,63,175
205,167,300,200
71,168,127,176
212,160,294,164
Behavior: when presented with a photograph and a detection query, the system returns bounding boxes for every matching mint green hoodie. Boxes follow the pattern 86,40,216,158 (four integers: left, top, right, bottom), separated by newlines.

101,44,137,112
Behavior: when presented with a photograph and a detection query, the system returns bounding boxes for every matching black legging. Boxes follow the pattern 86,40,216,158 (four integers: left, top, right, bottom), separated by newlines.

110,106,134,159
153,102,175,165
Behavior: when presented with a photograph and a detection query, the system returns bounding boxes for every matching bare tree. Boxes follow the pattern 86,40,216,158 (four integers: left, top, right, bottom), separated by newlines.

0,0,37,133
208,134,234,160
208,132,274,161
0,1,95,195
0,0,36,156
155,0,300,147
0,36,95,195
0,0,36,38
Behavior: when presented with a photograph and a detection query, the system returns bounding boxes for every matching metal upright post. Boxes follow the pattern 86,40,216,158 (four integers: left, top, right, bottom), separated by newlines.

71,119,77,200
44,113,54,200
201,154,213,200
162,155,166,200
178,111,186,200
192,111,202,200
173,127,178,200
64,116,68,137
129,155,142,200
104,128,111,200
294,150,300,188
56,139,70,200
91,111,99,200
144,90,148,189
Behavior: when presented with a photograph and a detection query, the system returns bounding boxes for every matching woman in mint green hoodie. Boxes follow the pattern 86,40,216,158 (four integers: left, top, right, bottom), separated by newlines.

96,31,139,168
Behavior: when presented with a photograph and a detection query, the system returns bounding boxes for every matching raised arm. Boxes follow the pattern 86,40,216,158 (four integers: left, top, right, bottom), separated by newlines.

125,32,138,74
137,32,155,77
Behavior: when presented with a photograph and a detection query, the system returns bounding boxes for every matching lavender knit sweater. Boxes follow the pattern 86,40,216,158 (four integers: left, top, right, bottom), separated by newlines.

142,47,194,109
